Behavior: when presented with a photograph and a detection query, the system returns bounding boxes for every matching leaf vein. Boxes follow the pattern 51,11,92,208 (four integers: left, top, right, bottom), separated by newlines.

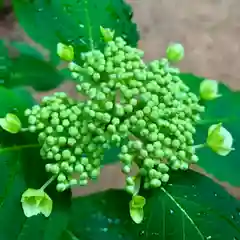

161,187,205,240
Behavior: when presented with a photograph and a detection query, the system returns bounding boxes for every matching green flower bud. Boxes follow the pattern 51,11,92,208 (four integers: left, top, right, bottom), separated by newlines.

140,149,148,158
68,61,81,72
56,125,64,133
161,173,170,183
62,119,70,127
191,154,199,163
69,179,78,185
171,160,181,170
200,79,221,101
57,173,66,182
143,158,154,169
59,137,67,146
57,43,74,61
166,42,184,62
0,113,22,134
129,195,145,224
206,123,234,156
81,157,89,166
55,153,61,161
46,151,54,159
21,188,52,218
122,165,131,174
154,149,165,158
62,150,72,160
36,123,44,130
100,26,115,42
56,183,67,192
69,126,79,137
157,163,169,173
45,126,53,134
90,168,100,179
126,176,135,185
24,109,32,116
180,161,189,170
79,179,88,186
75,164,84,173
148,169,158,179
79,172,88,180
150,179,162,188
125,185,135,195
46,136,56,146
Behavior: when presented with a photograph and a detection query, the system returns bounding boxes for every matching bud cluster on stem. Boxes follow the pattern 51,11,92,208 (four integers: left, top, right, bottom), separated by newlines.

0,27,234,220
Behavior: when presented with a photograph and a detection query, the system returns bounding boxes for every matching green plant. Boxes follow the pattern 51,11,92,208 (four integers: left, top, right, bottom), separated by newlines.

0,0,240,239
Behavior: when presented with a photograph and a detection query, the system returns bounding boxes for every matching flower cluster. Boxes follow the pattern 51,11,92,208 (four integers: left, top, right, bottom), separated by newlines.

0,28,234,219
22,34,207,195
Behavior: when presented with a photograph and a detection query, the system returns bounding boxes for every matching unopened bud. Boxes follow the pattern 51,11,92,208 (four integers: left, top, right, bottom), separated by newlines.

206,123,234,156
57,43,74,61
166,42,184,62
200,79,221,101
0,113,21,134
100,26,115,42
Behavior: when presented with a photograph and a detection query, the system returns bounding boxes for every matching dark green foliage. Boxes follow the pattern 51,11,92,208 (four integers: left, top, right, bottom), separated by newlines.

180,73,240,186
13,0,139,63
0,87,35,121
102,145,123,165
67,170,240,240
10,42,45,60
7,53,65,91
0,40,66,91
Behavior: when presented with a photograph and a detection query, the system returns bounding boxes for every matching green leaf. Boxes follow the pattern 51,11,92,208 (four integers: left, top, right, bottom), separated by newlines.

60,230,80,240
10,41,44,60
0,87,72,239
0,40,67,91
102,139,128,165
7,54,65,91
13,0,139,63
67,170,240,240
0,87,35,121
180,73,240,186
0,41,10,85
102,145,122,165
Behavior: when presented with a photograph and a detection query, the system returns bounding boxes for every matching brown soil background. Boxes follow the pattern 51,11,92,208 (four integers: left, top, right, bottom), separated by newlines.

1,0,240,198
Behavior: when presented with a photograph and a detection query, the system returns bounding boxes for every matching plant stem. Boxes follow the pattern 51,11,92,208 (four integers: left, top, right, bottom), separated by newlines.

197,116,237,125
40,176,56,191
20,128,29,132
65,230,80,240
193,143,206,150
0,143,40,153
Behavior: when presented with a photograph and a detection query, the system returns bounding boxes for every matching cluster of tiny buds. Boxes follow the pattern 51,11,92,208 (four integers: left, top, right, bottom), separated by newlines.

24,93,104,192
23,34,205,194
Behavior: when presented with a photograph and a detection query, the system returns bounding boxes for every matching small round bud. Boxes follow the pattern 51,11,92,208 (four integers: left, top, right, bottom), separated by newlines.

161,173,170,183
125,185,135,195
57,43,74,61
62,150,71,160
56,183,67,192
166,42,184,62
57,173,66,182
150,179,162,188
69,179,78,186
122,165,131,174
200,79,221,101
